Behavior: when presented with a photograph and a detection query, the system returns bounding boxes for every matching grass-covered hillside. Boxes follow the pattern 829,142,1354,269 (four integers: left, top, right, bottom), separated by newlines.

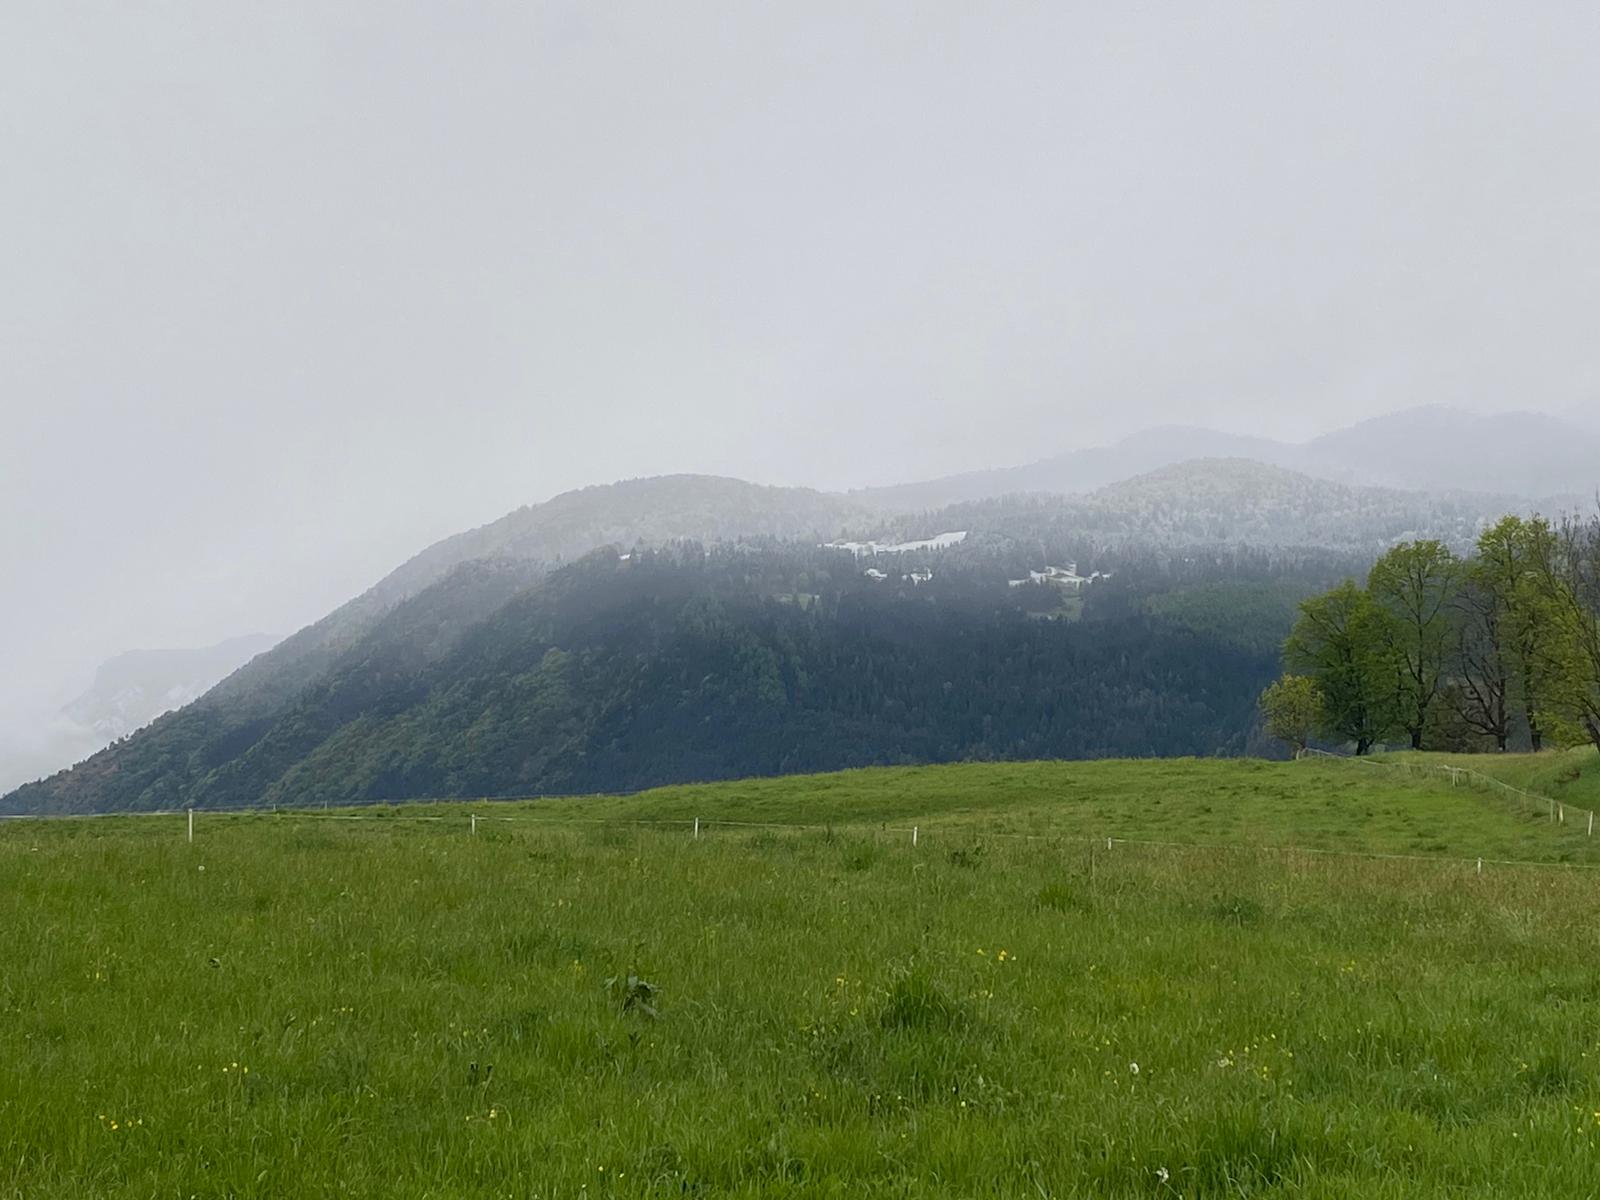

1389,746,1600,813
6,757,1600,1197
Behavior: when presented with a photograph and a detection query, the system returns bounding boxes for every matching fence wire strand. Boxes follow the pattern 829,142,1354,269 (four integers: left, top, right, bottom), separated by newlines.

1298,746,1594,830
5,751,1596,874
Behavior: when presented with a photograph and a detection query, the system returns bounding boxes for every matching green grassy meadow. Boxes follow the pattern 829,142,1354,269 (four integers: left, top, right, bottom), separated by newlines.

6,757,1600,1197
1390,746,1600,815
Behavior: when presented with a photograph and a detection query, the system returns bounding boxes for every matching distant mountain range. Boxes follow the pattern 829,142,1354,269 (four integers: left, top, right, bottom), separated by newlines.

0,635,277,795
9,404,1595,809
856,406,1600,511
62,635,280,742
920,458,1535,552
4,447,1552,814
1557,401,1600,434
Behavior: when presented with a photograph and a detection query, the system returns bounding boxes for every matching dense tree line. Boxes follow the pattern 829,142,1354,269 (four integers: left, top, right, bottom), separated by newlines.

7,538,1356,813
1265,511,1600,755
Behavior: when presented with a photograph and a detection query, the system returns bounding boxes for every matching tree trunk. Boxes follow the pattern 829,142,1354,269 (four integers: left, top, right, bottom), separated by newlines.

1356,737,1373,756
1410,728,1423,751
1522,665,1543,752
1496,732,1509,752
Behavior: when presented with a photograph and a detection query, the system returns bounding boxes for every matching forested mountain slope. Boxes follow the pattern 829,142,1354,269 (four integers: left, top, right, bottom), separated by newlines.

201,475,868,718
6,545,1300,813
5,459,1524,814
880,459,1527,554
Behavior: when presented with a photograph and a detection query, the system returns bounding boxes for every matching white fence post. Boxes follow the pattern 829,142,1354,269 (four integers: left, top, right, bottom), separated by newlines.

187,808,193,844
1477,858,1482,875
912,825,918,846
693,817,699,840
470,813,477,836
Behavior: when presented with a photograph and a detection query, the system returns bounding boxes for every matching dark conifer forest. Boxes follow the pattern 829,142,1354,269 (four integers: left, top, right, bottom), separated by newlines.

6,534,1360,813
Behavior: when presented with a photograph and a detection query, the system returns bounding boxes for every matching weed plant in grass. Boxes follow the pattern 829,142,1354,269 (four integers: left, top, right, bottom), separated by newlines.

4,759,1600,1197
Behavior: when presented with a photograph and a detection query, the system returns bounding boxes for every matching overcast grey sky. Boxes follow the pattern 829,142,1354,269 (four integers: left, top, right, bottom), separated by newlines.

4,2,1600,761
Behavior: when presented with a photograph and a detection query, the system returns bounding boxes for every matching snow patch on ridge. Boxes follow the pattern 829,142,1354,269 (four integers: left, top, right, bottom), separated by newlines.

825,531,968,556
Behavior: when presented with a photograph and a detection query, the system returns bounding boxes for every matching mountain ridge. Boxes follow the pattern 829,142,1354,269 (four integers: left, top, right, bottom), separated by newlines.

4,454,1544,814
855,406,1600,511
9,403,1591,808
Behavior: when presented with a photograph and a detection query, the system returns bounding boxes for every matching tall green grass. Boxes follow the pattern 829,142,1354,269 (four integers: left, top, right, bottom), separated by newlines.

4,758,1600,1197
1393,746,1600,814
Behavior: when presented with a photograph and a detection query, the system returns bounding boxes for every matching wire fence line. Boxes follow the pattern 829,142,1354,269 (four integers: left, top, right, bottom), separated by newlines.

6,796,1600,877
0,784,664,824
1298,746,1596,834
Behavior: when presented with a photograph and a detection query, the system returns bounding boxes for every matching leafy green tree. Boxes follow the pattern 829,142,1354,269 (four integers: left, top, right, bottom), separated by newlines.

1426,683,1492,752
1446,575,1511,751
1472,516,1562,750
1285,581,1398,754
1366,540,1462,750
1529,513,1600,752
1259,674,1325,754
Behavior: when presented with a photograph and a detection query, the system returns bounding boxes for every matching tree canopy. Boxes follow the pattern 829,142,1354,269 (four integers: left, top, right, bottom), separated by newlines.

1283,516,1600,755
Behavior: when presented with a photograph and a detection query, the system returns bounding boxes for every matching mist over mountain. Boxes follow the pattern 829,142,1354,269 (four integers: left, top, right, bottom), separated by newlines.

62,635,281,740
1557,402,1600,435
0,477,872,794
864,459,1538,562
1025,458,1527,551
10,400,1589,801
5,448,1543,815
0,635,277,795
1300,407,1600,498
858,407,1600,511
0,537,1289,815
856,427,1293,511
202,475,869,716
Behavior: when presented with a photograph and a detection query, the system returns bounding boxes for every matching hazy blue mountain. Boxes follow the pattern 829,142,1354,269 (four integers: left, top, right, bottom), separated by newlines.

62,634,280,742
854,425,1295,510
0,634,278,794
1558,401,1600,434
886,459,1529,555
1300,406,1600,497
1079,458,1529,550
856,406,1600,511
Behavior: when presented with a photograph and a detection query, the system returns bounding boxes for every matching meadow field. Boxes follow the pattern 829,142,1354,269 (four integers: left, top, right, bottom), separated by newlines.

5,756,1600,1197
1390,745,1600,813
